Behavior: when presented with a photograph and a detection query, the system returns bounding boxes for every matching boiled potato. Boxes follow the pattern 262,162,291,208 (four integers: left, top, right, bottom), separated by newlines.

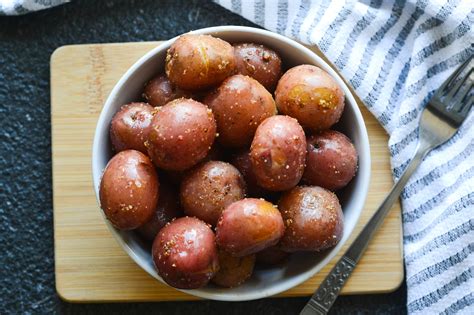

99,150,159,230
275,65,344,131
165,34,235,90
152,217,219,289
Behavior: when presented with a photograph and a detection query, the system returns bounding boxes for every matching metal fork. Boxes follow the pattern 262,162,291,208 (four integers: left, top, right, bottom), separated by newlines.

301,55,473,315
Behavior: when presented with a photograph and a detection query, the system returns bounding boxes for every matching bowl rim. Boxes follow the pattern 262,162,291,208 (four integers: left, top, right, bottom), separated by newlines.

92,25,371,301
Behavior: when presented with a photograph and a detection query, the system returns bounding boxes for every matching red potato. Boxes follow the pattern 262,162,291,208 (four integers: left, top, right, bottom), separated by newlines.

303,130,358,191
142,75,191,107
233,43,282,91
278,186,343,252
99,150,159,230
109,102,154,153
180,161,246,226
275,65,345,131
136,182,182,241
250,115,307,191
216,198,285,257
256,245,289,265
204,74,277,148
152,217,219,289
165,34,236,90
146,98,216,171
212,250,256,288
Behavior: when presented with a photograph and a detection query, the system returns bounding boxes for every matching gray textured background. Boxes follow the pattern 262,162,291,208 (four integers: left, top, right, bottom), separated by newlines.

0,0,406,314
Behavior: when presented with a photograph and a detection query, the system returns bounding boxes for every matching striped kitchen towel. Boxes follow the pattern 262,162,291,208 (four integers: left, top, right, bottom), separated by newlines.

0,0,68,15
214,0,474,314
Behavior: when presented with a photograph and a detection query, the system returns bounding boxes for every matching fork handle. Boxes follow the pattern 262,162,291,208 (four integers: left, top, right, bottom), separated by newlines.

300,143,431,315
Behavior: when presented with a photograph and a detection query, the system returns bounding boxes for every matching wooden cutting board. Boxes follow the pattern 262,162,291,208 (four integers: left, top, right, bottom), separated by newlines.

51,42,403,302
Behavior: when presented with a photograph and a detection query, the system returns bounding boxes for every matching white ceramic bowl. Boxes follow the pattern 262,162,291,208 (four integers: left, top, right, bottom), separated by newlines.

92,26,371,301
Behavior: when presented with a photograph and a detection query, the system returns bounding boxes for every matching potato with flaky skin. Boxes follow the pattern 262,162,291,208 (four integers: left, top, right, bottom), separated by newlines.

165,34,235,90
142,75,191,107
99,150,159,230
229,150,269,198
233,43,282,92
204,74,277,148
109,102,154,153
180,161,246,226
275,65,345,131
303,130,358,191
146,98,216,171
279,186,343,252
212,250,256,288
250,115,306,191
136,182,182,241
152,217,219,289
216,198,285,257
256,245,289,265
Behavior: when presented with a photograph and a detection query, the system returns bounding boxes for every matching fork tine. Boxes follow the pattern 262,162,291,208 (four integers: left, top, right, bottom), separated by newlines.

437,55,473,97
448,68,473,109
451,84,473,112
459,95,473,117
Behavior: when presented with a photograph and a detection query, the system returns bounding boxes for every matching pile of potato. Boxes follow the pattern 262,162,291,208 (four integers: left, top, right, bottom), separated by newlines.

99,34,358,290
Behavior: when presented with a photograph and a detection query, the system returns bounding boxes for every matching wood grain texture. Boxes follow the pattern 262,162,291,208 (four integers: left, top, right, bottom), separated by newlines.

51,42,403,303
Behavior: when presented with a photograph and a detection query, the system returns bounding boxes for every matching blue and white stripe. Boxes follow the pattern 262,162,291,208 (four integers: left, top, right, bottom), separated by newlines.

215,0,473,313
0,0,69,15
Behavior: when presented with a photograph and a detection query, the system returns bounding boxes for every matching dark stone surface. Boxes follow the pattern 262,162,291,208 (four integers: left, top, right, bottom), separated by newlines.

0,0,407,314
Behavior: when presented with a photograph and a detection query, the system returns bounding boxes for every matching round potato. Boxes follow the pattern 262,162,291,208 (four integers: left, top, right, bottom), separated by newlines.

279,186,343,252
211,250,256,288
229,149,268,197
256,245,289,265
109,102,154,153
216,198,285,257
136,182,182,241
165,34,235,90
143,75,190,107
275,65,345,131
152,217,219,289
181,161,246,226
233,43,282,91
250,115,306,191
304,130,358,191
146,98,216,171
99,150,159,230
204,74,276,147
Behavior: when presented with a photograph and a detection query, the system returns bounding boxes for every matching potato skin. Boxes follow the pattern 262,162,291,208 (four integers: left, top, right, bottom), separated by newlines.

278,186,343,252
204,74,277,148
250,115,306,191
180,161,246,226
152,217,219,289
275,65,345,131
229,150,268,198
143,75,190,107
136,182,182,241
211,250,255,288
256,245,289,265
216,198,285,257
233,43,282,91
165,34,235,90
109,102,154,153
99,150,159,230
303,130,358,191
164,143,225,186
146,98,216,171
